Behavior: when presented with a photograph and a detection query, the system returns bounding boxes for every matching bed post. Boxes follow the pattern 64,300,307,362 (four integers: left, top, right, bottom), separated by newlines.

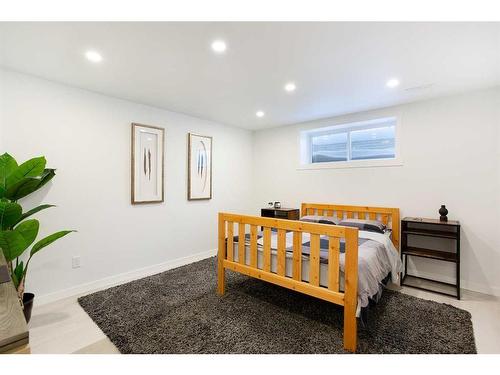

391,208,400,250
217,213,226,296
343,227,359,352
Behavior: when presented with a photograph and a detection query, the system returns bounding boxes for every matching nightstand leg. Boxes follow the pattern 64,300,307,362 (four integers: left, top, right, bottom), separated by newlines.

456,231,461,300
404,254,408,278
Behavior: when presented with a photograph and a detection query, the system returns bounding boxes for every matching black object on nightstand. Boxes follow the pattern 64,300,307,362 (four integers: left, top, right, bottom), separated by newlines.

401,217,461,299
261,207,300,221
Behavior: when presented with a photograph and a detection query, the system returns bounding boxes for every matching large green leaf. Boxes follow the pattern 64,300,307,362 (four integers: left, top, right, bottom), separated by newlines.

35,168,56,191
0,153,18,176
4,168,55,201
5,156,46,190
30,230,75,257
12,261,24,289
0,153,18,197
15,219,39,247
0,230,29,261
0,201,22,229
0,220,40,261
14,204,56,226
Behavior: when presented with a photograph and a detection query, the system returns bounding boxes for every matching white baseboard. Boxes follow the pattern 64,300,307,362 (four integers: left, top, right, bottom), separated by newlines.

35,249,217,306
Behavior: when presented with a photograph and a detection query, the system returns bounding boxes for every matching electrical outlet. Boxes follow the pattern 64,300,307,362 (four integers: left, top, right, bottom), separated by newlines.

72,256,81,269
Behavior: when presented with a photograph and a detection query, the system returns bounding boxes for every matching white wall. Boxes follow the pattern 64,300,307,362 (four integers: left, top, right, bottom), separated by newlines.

2,67,500,300
252,88,500,296
0,69,254,300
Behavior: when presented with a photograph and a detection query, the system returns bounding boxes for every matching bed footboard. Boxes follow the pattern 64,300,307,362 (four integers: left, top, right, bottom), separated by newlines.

217,212,359,352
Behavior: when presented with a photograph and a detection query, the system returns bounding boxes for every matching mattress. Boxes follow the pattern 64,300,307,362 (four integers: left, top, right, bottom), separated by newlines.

231,230,399,309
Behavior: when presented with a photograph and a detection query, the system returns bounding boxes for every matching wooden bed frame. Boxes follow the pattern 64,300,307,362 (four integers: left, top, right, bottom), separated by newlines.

217,203,399,352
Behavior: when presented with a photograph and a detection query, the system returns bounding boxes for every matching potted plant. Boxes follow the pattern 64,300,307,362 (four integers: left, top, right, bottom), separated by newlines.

0,153,74,322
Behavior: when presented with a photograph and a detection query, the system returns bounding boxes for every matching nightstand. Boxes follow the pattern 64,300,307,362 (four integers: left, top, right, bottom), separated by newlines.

261,208,300,221
401,217,461,299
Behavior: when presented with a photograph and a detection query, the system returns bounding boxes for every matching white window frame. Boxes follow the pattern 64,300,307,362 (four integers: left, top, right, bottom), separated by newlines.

298,116,402,170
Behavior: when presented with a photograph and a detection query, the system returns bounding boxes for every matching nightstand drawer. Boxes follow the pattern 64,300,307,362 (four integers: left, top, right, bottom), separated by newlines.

275,210,289,218
260,208,300,221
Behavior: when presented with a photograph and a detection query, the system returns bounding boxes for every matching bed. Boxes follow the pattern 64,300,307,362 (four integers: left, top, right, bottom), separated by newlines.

217,203,401,352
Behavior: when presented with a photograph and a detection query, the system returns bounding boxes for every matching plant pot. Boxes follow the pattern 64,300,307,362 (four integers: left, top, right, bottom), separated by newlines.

22,292,35,323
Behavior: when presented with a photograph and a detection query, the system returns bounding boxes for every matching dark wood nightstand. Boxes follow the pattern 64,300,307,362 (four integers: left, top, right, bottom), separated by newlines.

401,217,461,299
261,208,300,221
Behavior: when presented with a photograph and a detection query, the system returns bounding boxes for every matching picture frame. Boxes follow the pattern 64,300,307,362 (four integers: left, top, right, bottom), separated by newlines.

188,133,212,200
131,123,165,204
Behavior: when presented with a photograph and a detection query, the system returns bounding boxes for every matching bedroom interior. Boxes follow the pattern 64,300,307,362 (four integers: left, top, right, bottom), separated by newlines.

1,3,500,368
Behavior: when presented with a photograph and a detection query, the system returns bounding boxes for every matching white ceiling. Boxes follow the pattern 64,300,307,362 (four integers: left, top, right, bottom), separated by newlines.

0,22,499,130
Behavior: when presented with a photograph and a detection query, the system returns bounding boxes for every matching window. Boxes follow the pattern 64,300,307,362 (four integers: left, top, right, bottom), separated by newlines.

300,117,398,167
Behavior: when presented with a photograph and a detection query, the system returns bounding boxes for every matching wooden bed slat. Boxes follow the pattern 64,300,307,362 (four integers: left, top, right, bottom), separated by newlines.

277,229,286,276
309,233,320,286
238,223,245,265
369,212,376,220
347,212,353,219
317,209,324,216
380,214,389,226
250,225,258,268
328,236,340,292
263,227,271,272
337,211,343,220
227,221,234,262
292,231,302,281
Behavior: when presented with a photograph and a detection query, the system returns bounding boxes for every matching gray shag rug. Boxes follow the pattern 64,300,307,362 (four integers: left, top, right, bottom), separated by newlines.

78,257,476,354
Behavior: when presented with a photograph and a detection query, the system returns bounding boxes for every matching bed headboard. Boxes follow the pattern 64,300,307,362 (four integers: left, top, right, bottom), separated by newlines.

301,203,400,250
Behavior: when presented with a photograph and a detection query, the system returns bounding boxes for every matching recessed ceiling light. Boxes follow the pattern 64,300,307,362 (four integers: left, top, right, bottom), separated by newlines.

386,78,400,88
85,50,102,63
284,82,296,92
211,40,227,53
256,111,265,118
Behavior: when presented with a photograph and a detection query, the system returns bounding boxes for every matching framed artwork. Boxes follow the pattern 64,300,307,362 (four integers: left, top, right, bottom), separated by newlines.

131,123,165,204
188,133,212,200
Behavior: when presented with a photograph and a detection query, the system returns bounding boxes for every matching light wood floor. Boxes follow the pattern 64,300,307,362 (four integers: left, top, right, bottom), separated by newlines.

28,281,500,354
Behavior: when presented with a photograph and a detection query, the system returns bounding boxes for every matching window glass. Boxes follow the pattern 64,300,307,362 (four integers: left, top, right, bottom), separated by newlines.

350,126,395,160
311,132,348,163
